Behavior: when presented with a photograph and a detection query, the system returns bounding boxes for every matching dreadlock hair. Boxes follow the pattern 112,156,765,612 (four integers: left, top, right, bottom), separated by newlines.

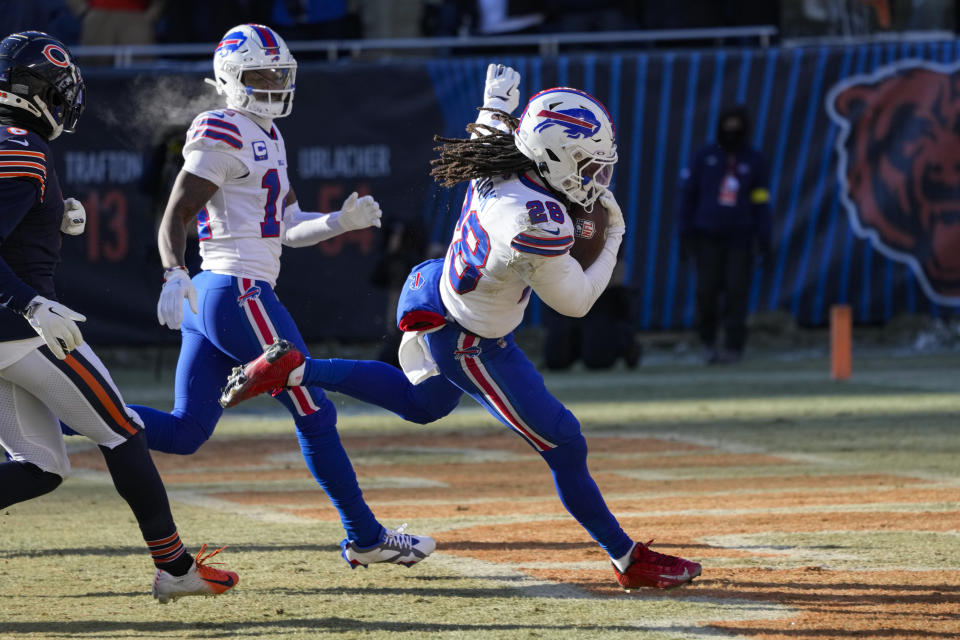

430,108,537,187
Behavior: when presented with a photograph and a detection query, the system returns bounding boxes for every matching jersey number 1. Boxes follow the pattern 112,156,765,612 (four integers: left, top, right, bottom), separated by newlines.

260,169,281,238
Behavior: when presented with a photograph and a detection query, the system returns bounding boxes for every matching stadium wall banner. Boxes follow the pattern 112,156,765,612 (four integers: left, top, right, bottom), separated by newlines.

55,42,960,344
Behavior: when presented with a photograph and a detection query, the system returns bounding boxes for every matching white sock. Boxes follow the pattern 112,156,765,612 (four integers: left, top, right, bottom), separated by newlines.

612,543,637,572
287,363,305,386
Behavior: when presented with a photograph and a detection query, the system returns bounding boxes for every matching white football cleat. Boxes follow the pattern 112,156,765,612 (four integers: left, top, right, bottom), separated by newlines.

340,524,435,568
152,544,238,604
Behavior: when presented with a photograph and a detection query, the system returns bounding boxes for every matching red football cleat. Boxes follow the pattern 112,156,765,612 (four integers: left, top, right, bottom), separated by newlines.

219,340,305,408
613,540,701,590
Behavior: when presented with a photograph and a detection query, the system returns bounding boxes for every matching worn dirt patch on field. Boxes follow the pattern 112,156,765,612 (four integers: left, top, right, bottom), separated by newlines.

69,429,959,639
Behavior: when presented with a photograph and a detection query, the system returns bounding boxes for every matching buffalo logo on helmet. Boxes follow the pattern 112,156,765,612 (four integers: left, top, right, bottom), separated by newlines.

827,61,960,304
216,31,247,57
533,107,601,139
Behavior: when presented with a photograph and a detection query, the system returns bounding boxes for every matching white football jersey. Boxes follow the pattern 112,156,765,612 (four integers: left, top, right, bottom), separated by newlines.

440,171,575,338
182,109,289,286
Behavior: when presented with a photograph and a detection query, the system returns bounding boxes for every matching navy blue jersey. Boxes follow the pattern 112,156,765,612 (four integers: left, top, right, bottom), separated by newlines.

676,143,772,249
0,125,63,341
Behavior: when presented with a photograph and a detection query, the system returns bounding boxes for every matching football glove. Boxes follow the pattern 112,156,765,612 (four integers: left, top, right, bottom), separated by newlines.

483,63,521,113
23,296,86,359
61,197,86,236
599,189,625,237
335,192,383,232
157,267,198,330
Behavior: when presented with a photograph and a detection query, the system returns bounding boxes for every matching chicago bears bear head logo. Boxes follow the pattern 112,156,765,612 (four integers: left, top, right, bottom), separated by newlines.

827,61,960,304
533,108,601,139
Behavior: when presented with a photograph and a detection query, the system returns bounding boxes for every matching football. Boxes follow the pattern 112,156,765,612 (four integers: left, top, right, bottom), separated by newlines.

567,200,608,268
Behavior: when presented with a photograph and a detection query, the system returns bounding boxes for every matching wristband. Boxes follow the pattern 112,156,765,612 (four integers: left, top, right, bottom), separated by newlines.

163,265,187,281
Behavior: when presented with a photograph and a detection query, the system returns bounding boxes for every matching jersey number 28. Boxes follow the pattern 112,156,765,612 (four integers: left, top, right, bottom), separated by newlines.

448,210,490,295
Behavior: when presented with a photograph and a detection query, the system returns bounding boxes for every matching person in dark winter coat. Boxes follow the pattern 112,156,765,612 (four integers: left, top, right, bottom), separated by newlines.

677,105,772,364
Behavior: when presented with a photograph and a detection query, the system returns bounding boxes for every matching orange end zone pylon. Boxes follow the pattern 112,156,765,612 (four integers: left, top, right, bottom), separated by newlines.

830,304,852,380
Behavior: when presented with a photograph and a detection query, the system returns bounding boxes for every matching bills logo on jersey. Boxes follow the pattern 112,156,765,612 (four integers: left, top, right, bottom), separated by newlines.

216,31,247,57
237,285,262,303
533,108,601,139
252,140,269,161
409,270,426,290
454,345,482,359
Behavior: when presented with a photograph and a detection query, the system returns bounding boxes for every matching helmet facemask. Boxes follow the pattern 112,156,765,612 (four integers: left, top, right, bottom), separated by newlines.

220,62,296,118
547,146,616,210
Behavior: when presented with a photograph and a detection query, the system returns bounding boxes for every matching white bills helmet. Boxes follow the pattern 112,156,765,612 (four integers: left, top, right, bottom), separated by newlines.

515,87,618,208
209,24,296,119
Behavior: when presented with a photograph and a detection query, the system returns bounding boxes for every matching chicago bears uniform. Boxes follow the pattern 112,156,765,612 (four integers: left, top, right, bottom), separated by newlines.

0,30,238,602
222,65,702,590
0,124,143,469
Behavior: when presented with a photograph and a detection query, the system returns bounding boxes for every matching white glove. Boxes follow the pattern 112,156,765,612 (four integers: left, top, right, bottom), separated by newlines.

336,192,382,232
599,189,625,237
23,295,86,359
483,63,521,113
157,267,198,330
61,197,86,236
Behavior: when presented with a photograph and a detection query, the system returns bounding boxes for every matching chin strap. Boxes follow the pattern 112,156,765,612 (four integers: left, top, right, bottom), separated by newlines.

0,92,61,139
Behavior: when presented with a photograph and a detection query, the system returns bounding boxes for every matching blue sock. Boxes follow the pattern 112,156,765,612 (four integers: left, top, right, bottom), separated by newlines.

302,358,459,424
540,434,634,559
294,405,381,547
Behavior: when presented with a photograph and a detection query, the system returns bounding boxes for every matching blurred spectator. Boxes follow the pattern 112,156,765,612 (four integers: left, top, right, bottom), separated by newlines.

68,0,165,46
156,0,272,44
543,0,639,33
543,258,641,371
270,0,361,40
475,0,544,34
676,105,772,365
357,0,424,39
0,0,82,45
420,0,475,36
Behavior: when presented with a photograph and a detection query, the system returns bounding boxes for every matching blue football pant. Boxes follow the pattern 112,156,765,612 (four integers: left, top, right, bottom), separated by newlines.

304,324,634,559
131,271,380,545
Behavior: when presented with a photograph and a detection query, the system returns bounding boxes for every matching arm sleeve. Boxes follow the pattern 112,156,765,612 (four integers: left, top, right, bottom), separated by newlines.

181,149,248,187
280,202,345,248
513,229,624,318
0,179,40,312
474,109,512,137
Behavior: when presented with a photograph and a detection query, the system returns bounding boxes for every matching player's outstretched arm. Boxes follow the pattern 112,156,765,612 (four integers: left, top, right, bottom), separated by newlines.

156,170,217,329
280,190,382,248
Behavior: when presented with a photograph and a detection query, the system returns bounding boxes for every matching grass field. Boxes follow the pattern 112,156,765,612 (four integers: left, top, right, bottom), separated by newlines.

1,348,958,640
